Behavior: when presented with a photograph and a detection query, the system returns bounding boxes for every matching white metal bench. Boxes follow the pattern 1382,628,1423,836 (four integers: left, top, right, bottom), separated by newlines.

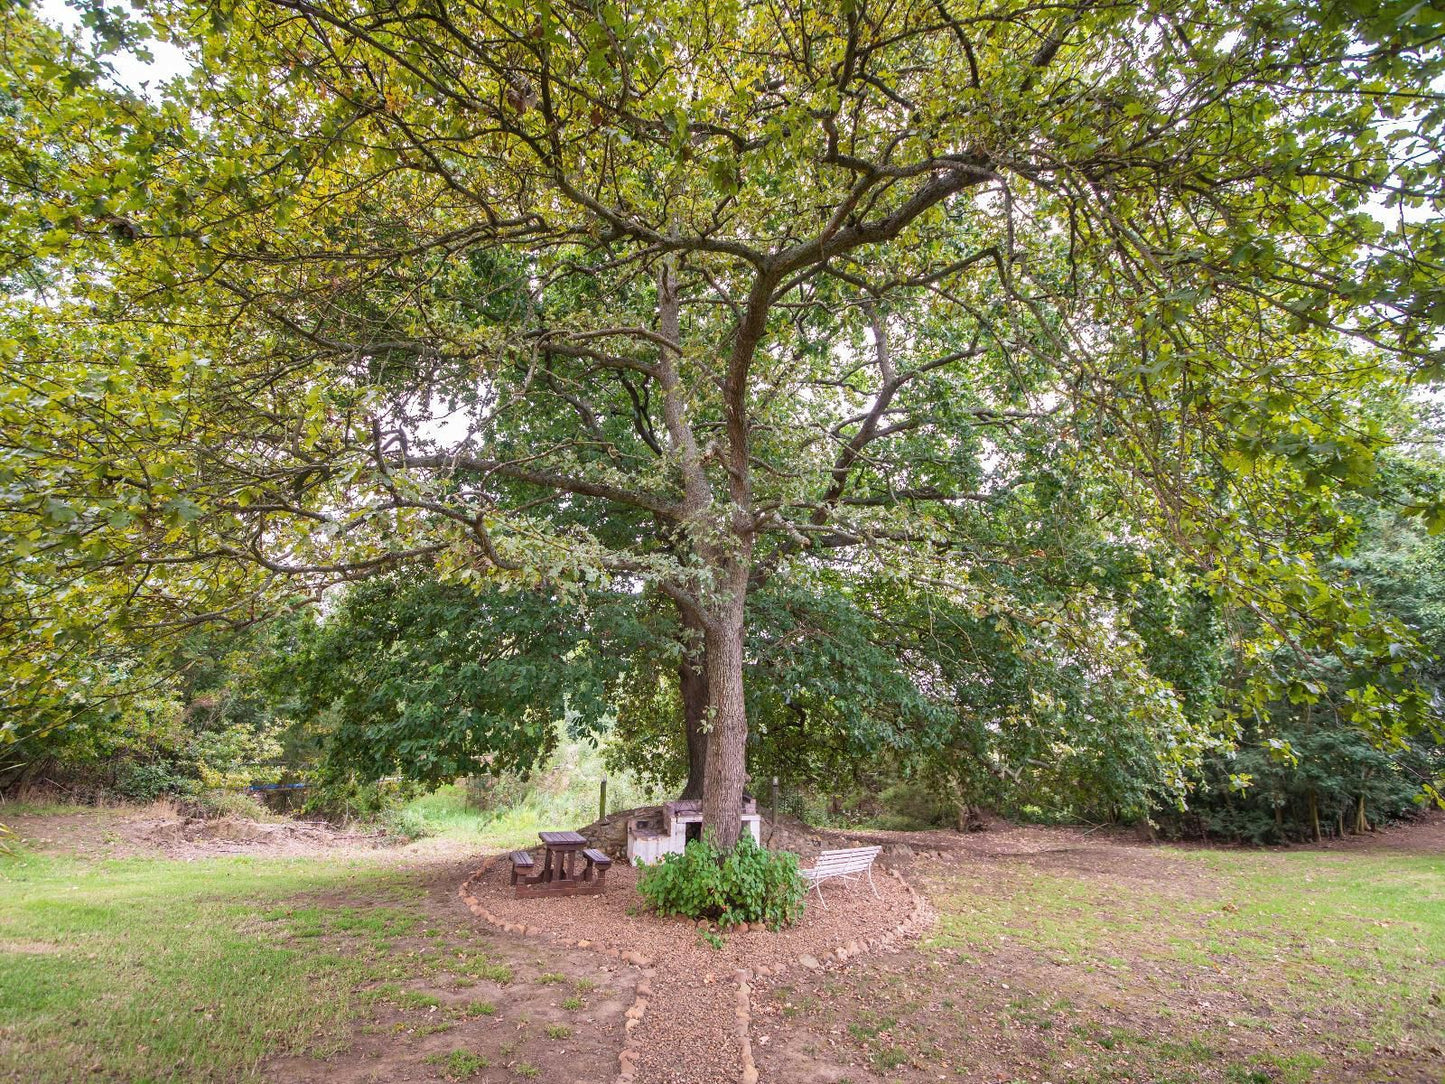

799,845,883,909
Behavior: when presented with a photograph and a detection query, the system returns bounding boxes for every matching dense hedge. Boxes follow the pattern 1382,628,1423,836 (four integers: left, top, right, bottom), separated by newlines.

1157,728,1441,845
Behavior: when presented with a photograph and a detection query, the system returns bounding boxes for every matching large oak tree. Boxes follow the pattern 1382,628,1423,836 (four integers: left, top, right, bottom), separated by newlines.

3,0,1442,842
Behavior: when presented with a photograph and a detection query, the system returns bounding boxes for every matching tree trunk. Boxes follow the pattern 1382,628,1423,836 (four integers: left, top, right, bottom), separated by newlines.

656,254,754,848
1355,769,1371,834
655,257,731,812
678,608,709,801
1309,790,1321,843
700,593,749,849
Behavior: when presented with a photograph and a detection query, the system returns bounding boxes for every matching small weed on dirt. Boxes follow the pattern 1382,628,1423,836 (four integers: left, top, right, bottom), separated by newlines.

424,1048,489,1079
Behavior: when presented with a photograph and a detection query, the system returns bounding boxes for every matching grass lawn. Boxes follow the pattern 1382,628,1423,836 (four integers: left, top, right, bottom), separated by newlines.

0,804,630,1084
933,846,1445,1032
758,834,1445,1083
0,845,420,1082
4,801,1442,1084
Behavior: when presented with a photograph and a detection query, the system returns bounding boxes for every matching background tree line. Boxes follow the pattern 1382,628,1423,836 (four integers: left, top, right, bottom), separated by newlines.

8,437,1442,844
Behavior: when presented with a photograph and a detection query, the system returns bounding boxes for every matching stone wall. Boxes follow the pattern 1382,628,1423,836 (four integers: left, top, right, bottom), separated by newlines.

574,806,658,857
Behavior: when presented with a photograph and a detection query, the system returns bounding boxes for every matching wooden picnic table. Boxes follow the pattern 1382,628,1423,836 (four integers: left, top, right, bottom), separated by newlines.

538,830,587,883
511,831,612,899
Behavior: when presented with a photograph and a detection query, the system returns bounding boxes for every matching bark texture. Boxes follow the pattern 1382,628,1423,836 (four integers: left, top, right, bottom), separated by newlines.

700,583,749,849
678,608,709,801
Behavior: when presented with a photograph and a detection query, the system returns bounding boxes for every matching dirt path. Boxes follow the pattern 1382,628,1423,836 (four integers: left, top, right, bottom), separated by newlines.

805,807,1445,861
0,802,399,860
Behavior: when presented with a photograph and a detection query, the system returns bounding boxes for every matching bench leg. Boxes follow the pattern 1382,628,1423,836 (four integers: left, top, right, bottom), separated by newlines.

811,878,828,911
867,864,880,898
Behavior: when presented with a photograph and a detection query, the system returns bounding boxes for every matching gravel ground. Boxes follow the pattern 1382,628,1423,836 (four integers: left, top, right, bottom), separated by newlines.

467,857,916,1084
633,973,740,1084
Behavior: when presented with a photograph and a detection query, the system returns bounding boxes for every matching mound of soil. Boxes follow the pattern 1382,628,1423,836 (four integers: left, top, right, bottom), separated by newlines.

141,815,392,856
0,805,397,860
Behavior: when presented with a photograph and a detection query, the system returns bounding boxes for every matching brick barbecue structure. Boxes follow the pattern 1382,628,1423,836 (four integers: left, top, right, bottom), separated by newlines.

624,798,762,864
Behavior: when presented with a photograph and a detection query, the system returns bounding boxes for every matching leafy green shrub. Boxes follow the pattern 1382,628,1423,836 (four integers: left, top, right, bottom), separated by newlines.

189,723,286,790
180,788,271,820
463,773,532,812
379,805,435,841
1163,728,1441,845
114,762,199,802
636,833,805,930
875,780,955,829
301,774,420,821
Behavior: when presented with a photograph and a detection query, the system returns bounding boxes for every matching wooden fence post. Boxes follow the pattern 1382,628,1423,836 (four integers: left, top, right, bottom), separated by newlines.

769,776,779,844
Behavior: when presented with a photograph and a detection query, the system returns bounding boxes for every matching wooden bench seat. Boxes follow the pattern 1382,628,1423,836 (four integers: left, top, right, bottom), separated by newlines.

509,849,535,886
582,847,612,886
799,845,882,910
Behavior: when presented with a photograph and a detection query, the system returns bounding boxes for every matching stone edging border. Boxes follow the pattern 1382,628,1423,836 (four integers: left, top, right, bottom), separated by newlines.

734,967,758,1084
456,858,935,1084
747,867,936,980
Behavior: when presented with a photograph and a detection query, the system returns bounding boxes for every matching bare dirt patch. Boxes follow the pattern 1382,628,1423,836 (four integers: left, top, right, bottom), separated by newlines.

141,814,393,859
0,940,60,955
468,858,913,979
1306,808,1445,857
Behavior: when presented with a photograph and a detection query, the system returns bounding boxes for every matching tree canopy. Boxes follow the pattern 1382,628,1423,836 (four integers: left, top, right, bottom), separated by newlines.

2,0,1443,841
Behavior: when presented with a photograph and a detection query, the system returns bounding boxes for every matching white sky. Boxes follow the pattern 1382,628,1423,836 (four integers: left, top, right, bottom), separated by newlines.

36,0,189,94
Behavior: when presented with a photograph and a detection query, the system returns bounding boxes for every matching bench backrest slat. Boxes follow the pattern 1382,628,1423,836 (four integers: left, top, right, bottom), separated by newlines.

813,857,875,871
810,845,881,872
